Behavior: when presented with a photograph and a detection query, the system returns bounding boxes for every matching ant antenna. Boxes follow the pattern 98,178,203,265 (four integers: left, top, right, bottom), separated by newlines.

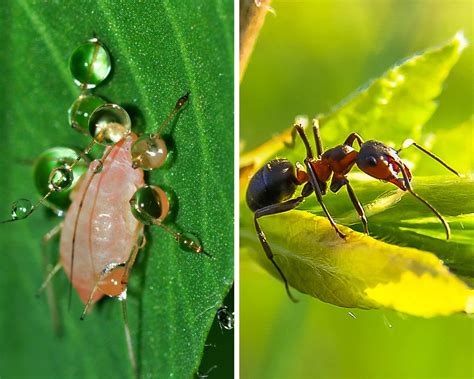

397,161,451,239
398,139,460,177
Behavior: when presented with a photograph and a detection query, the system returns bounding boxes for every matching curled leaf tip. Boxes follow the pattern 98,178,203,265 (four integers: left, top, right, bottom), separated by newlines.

454,31,469,52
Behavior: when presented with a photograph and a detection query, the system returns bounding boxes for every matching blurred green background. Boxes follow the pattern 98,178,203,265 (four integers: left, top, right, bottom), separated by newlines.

241,1,473,378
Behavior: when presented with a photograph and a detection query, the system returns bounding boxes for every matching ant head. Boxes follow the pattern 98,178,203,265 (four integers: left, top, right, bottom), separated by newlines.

356,140,411,190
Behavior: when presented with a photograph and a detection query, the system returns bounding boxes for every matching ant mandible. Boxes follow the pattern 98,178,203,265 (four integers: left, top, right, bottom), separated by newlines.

246,120,460,302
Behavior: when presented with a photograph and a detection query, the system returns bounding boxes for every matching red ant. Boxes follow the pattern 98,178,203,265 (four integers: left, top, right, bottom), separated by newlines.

246,120,460,302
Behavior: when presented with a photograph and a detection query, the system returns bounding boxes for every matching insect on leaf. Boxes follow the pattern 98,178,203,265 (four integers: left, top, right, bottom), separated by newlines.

240,32,472,317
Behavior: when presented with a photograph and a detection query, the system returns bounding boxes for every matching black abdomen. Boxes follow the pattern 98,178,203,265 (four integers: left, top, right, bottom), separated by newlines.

246,159,298,212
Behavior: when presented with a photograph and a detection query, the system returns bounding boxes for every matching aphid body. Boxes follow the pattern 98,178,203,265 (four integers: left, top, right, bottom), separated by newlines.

60,135,144,304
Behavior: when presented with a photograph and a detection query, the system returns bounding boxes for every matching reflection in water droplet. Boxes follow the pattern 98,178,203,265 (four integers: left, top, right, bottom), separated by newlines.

11,199,32,220
217,306,234,330
383,314,393,329
348,311,357,319
196,365,218,379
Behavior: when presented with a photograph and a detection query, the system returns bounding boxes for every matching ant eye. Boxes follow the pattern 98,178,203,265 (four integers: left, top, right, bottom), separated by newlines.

366,155,378,167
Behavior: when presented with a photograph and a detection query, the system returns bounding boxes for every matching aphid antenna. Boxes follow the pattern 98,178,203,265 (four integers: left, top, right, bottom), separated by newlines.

154,91,191,137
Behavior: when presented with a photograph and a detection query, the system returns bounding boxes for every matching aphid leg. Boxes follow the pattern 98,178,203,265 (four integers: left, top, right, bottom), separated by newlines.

397,139,460,177
155,92,190,136
343,132,365,148
397,160,451,239
38,222,64,335
80,281,101,320
121,299,137,374
254,196,306,302
151,220,214,258
295,126,346,239
345,181,369,235
311,119,324,158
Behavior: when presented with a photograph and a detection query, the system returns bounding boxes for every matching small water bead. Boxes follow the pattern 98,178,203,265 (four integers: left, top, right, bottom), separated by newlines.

68,95,106,134
69,38,111,89
217,306,234,330
11,199,32,220
48,165,74,192
177,232,203,253
131,134,168,170
129,185,170,225
89,104,131,145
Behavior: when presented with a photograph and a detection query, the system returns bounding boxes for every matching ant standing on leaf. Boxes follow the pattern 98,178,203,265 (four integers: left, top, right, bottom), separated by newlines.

2,37,212,373
246,119,460,302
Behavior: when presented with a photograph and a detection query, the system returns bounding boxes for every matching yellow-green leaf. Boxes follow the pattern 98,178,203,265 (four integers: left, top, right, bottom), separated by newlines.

241,209,473,317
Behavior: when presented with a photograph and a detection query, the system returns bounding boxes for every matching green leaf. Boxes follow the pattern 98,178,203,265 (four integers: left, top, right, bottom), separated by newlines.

241,177,474,316
318,31,468,146
240,33,472,317
0,2,233,378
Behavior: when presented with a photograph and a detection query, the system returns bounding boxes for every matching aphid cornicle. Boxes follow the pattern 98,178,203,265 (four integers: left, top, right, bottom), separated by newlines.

246,120,460,302
2,37,210,372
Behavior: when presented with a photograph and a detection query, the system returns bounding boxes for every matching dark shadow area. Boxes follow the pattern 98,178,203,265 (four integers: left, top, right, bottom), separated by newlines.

196,285,234,379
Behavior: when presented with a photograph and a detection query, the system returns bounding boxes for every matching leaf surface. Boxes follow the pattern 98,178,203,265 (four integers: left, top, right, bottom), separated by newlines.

0,1,233,378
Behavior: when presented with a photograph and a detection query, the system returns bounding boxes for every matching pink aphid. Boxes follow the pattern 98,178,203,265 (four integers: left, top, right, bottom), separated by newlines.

60,134,144,305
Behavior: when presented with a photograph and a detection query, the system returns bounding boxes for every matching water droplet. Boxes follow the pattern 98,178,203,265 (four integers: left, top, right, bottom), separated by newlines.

177,232,203,253
69,38,111,89
48,165,74,192
131,134,168,170
68,95,106,134
217,306,234,330
11,199,32,220
89,104,131,145
129,185,170,225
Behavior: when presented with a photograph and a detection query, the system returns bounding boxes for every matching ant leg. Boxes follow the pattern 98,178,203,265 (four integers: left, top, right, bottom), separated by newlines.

254,196,306,302
294,124,314,158
306,163,346,239
343,133,365,148
294,126,345,239
311,119,324,158
397,139,460,176
345,181,369,235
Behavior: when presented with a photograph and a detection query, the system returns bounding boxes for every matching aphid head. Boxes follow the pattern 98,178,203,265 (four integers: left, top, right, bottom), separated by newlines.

356,140,411,190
